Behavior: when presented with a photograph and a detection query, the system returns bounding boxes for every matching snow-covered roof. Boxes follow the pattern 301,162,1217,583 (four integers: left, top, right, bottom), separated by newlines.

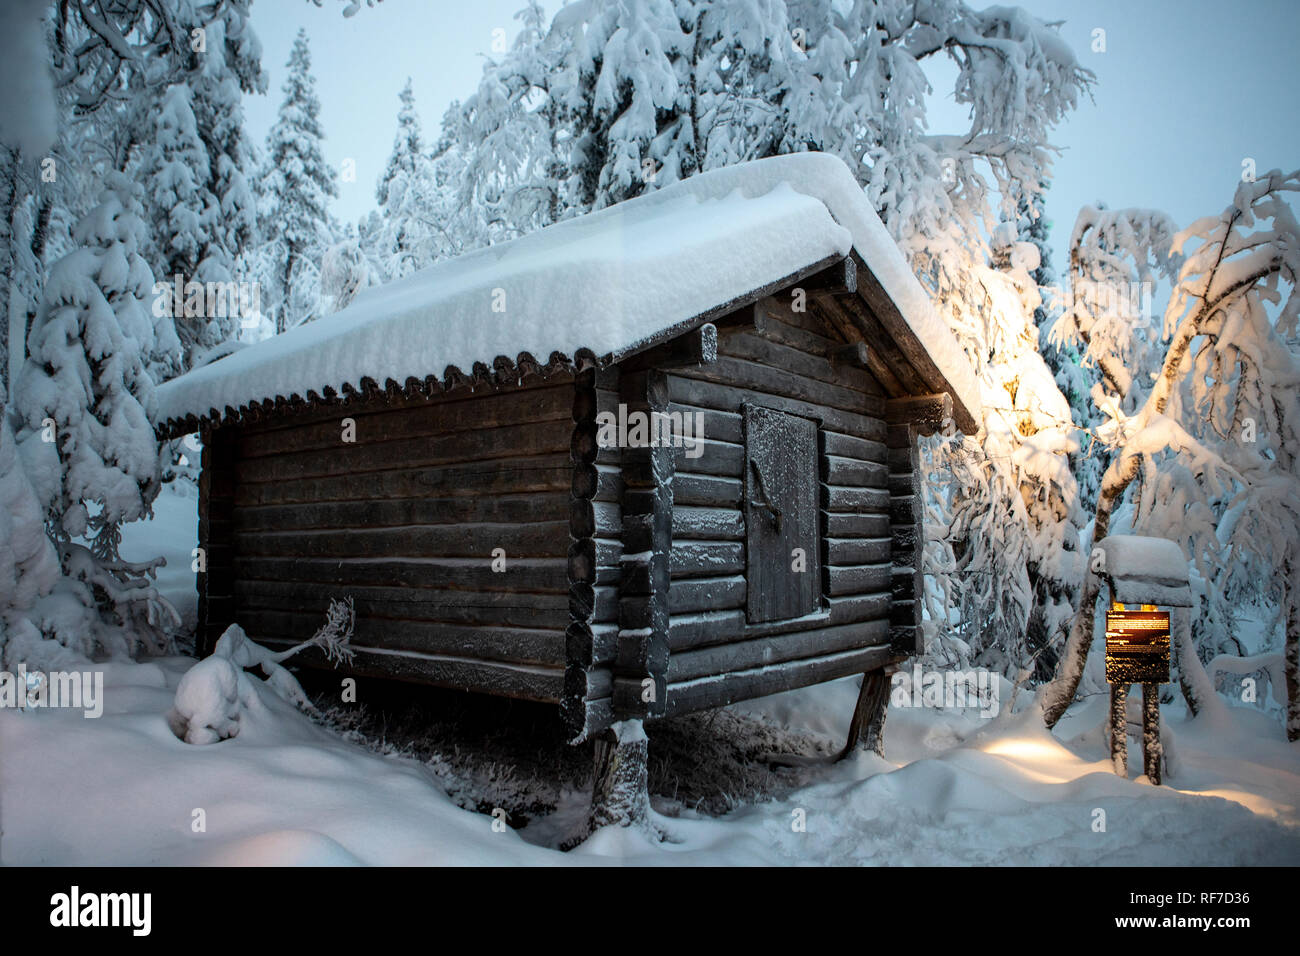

157,152,982,434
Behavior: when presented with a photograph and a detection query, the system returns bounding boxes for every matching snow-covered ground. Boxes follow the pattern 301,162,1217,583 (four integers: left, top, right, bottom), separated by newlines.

3,486,1297,866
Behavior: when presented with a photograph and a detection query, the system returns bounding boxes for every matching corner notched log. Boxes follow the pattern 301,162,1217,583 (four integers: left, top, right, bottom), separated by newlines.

886,392,953,438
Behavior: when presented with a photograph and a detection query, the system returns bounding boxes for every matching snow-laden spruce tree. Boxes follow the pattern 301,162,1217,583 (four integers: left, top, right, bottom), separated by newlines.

258,29,337,333
10,172,180,658
138,84,215,360
1041,170,1300,731
372,80,457,279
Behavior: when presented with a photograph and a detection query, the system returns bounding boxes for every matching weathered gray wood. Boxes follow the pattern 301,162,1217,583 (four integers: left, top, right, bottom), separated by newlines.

668,575,746,614
235,579,571,628
666,620,888,682
822,455,889,488
821,484,890,513
824,537,892,566
750,304,845,358
744,404,821,623
240,607,565,666
233,521,571,559
886,393,954,437
825,511,890,538
827,564,891,596
839,669,891,759
565,368,601,740
720,328,880,397
670,540,745,578
236,382,574,459
663,643,896,716
197,424,237,656
236,419,573,484
676,355,884,420
822,431,887,463
233,455,573,506
614,368,672,719
672,505,745,540
622,322,718,371
256,640,566,703
233,493,570,533
887,421,924,656
672,473,743,508
666,374,885,442
233,555,567,592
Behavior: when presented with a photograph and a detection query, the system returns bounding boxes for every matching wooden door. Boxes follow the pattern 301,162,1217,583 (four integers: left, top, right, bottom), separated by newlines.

743,404,821,623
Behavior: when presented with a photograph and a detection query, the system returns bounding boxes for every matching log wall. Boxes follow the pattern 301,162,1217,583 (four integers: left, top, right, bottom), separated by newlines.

657,294,897,714
217,377,577,703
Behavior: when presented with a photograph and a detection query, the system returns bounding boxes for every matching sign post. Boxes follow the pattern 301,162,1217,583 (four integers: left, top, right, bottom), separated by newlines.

1104,605,1170,784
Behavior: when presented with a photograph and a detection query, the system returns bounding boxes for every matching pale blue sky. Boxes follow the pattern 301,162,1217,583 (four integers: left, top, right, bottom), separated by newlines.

243,0,1300,275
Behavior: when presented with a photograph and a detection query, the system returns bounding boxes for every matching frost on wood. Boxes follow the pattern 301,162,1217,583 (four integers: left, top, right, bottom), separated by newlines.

168,599,355,745
588,719,652,834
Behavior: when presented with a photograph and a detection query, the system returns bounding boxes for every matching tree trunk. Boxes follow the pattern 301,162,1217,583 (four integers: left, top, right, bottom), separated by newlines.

1286,562,1299,743
1040,457,1132,727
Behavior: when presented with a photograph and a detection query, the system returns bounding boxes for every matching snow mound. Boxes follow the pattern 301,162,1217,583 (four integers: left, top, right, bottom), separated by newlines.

157,153,981,432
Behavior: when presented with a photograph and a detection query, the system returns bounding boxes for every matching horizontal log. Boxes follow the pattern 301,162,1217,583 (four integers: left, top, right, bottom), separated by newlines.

669,540,745,578
258,641,565,704
671,438,744,477
235,579,571,629
821,485,891,513
672,473,742,508
719,329,880,398
666,403,742,443
822,455,889,488
824,537,892,566
234,493,570,533
748,305,845,359
668,575,746,614
237,419,572,484
672,506,744,540
827,564,892,596
232,555,567,592
239,607,565,666
825,512,890,538
822,431,887,463
663,643,896,717
237,382,575,459
675,355,883,421
666,375,885,443
666,619,889,683
233,521,571,559
233,455,572,506
886,393,953,437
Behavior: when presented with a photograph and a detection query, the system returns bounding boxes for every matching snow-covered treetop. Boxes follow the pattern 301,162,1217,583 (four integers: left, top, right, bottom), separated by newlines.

156,152,982,431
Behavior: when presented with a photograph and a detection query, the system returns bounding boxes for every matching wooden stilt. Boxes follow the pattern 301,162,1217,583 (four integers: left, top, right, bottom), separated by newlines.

589,719,652,832
1141,682,1162,785
1109,683,1129,777
839,669,890,760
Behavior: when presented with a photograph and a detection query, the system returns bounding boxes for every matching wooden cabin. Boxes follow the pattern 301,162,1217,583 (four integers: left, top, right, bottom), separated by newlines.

156,153,981,766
